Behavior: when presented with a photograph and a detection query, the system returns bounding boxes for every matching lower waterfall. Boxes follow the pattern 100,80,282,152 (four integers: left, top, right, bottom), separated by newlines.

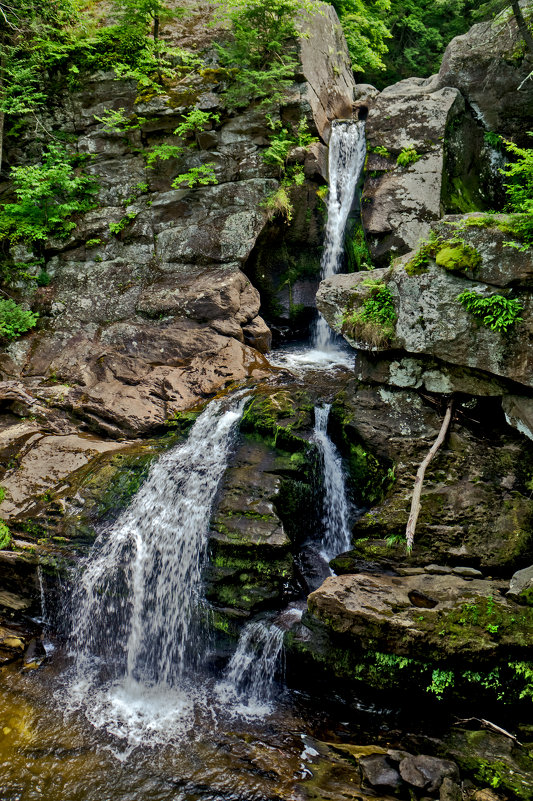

215,621,285,717
65,393,247,742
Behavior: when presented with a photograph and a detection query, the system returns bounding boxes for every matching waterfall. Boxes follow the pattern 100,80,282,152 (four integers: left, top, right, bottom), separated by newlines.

314,404,351,560
65,393,247,742
37,564,48,627
216,621,284,717
313,119,366,352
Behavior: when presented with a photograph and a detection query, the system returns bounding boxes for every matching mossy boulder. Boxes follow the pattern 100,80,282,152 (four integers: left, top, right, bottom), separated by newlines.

446,729,533,801
285,571,533,707
205,437,314,618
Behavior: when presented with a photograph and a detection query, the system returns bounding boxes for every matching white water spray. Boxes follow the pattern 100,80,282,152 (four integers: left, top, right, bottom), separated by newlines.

66,393,247,741
313,119,366,352
314,404,351,560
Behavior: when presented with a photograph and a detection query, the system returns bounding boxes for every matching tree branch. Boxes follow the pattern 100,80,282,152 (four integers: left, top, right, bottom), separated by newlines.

405,399,454,553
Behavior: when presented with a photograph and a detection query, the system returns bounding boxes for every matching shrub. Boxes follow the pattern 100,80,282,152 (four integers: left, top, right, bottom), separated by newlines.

171,164,218,189
499,134,533,249
0,144,98,245
344,279,396,346
457,290,523,333
397,146,421,167
0,298,38,340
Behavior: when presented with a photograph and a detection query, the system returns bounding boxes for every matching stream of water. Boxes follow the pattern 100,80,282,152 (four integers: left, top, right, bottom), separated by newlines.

65,393,248,743
313,404,352,560
312,119,366,352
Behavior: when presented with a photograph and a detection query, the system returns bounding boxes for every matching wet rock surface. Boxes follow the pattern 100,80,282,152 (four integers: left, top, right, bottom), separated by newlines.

307,571,528,665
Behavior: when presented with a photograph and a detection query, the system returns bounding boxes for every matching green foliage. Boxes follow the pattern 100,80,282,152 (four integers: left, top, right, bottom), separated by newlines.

365,0,478,87
428,668,455,699
216,0,315,110
397,146,421,167
331,0,392,73
0,145,98,245
263,120,317,169
35,270,51,287
499,134,533,249
368,144,391,158
0,521,11,550
174,109,220,138
94,108,147,134
484,130,503,150
0,298,38,340
171,163,218,189
345,220,373,271
457,290,524,333
86,238,102,248
264,186,294,221
344,279,396,346
145,143,185,167
109,211,138,235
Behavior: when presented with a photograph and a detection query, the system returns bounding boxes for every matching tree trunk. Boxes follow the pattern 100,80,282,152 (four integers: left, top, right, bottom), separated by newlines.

153,14,159,42
405,400,454,553
511,0,533,56
0,38,4,174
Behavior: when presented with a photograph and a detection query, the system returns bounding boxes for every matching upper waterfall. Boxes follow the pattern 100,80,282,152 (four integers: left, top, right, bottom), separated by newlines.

313,119,366,352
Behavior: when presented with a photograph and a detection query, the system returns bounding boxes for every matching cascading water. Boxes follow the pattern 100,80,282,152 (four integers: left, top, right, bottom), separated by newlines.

216,621,285,717
66,393,247,742
313,119,366,352
314,404,351,560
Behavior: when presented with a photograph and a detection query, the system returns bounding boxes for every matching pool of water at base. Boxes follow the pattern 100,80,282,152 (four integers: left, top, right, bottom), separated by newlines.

0,640,406,801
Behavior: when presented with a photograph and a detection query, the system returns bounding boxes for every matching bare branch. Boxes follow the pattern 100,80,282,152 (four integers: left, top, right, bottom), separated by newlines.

405,399,454,553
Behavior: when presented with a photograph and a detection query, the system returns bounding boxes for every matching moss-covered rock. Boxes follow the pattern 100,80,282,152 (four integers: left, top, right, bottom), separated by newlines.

435,241,482,273
446,729,533,801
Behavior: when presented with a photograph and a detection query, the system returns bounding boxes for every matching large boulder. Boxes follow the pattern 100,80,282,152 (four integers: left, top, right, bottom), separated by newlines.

297,4,356,141
306,571,528,665
434,0,533,142
330,383,533,571
362,80,464,261
316,215,533,391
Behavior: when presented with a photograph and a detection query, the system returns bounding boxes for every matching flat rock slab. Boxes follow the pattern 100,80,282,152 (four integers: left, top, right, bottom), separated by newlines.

0,434,126,518
308,571,529,663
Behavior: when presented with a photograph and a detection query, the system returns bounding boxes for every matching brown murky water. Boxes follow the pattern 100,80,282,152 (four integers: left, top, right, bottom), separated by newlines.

0,643,401,801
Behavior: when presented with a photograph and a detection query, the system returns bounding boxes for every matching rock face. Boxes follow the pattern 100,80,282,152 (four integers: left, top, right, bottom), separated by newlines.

0,3,356,442
434,0,533,142
297,4,356,141
362,80,464,261
307,571,530,665
317,215,533,391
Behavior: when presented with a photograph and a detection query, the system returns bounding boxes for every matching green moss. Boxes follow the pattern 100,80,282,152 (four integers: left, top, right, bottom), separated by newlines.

344,218,373,272
405,234,442,275
330,399,395,508
435,241,482,273
0,521,11,550
446,175,485,214
452,730,533,801
240,390,313,452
